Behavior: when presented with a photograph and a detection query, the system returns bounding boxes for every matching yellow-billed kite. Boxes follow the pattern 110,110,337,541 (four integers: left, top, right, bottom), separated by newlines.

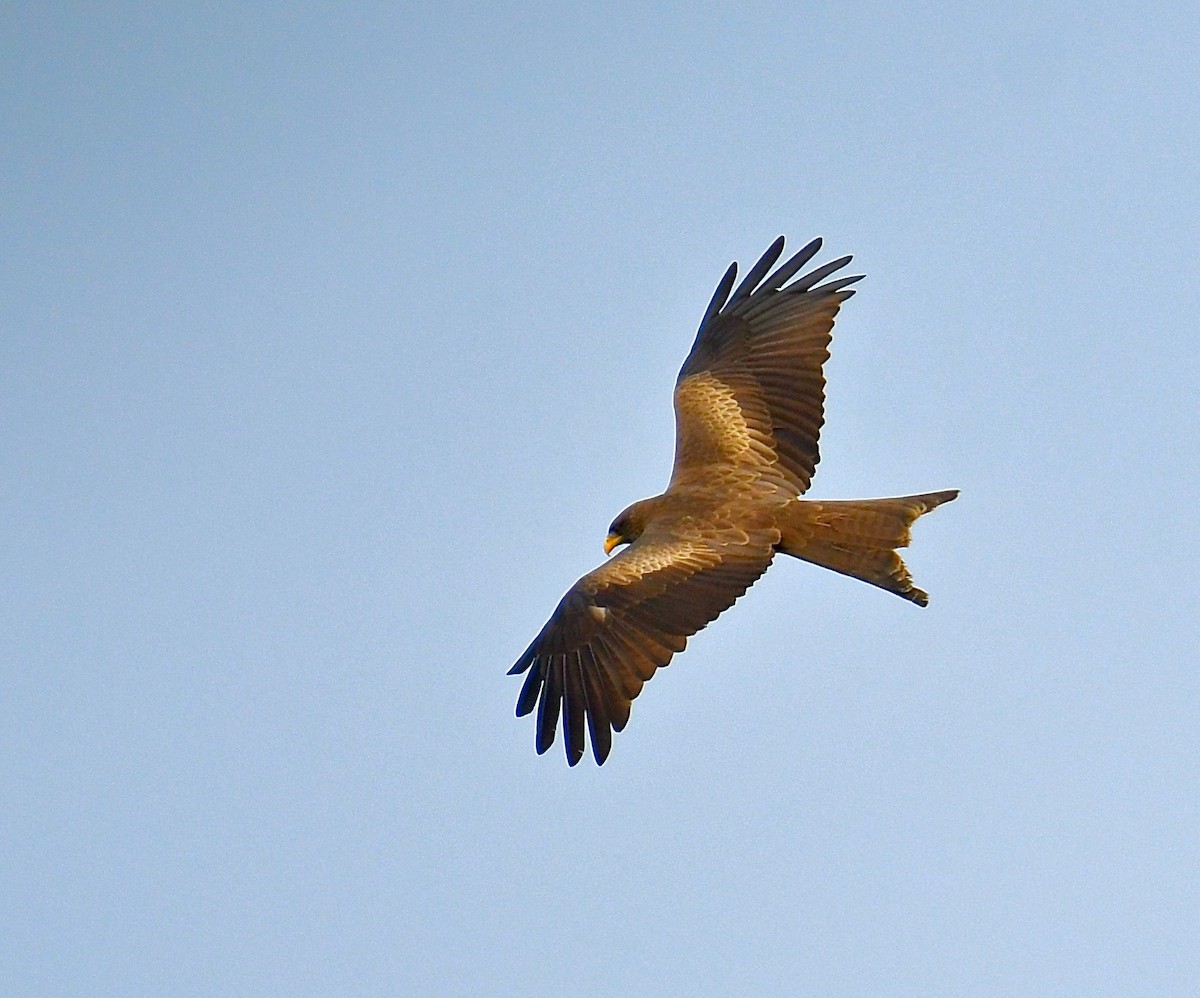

510,236,958,765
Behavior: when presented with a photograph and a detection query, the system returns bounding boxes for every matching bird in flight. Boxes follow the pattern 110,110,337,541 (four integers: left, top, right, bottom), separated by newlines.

509,236,958,766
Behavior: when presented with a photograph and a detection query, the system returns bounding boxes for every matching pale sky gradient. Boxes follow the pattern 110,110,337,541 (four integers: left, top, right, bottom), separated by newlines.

4,4,1198,994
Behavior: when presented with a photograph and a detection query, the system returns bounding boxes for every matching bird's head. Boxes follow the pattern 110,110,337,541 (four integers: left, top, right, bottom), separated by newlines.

604,496,663,556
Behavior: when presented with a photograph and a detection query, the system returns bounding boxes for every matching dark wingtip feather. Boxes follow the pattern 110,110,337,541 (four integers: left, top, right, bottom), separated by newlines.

507,640,537,675
515,663,542,716
697,260,737,332
763,236,823,291
562,653,587,766
535,657,562,755
580,658,613,765
591,729,612,765
728,236,785,305
816,273,865,294
789,254,853,293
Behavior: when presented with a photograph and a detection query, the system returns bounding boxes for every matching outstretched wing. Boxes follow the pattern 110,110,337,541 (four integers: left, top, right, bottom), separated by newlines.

670,236,862,495
509,519,776,766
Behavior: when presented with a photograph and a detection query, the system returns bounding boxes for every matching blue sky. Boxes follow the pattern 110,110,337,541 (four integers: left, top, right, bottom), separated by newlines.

4,3,1198,994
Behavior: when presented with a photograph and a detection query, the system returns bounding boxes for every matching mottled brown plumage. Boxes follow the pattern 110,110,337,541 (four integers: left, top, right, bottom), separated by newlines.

510,236,958,765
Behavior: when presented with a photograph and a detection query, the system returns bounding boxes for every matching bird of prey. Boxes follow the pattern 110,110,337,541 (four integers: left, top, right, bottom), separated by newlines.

509,236,958,766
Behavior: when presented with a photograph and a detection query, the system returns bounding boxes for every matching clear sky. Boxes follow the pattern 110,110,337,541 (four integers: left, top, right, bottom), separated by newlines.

4,3,1198,994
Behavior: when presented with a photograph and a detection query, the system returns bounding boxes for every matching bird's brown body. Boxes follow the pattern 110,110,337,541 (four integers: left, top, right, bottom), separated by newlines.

510,236,958,765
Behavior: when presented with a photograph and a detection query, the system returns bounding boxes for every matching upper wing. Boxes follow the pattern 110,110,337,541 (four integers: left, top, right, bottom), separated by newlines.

670,236,862,495
509,518,776,766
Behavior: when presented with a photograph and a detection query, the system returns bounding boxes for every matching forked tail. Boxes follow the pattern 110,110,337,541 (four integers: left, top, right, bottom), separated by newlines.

778,490,959,606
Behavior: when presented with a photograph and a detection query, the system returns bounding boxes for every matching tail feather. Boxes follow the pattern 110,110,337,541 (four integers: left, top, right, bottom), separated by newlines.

778,490,958,606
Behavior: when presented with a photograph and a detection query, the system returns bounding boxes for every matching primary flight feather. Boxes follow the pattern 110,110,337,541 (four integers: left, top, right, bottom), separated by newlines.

509,236,958,766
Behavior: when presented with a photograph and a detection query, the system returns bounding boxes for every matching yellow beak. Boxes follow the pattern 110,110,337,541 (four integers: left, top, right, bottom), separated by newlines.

604,532,623,556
